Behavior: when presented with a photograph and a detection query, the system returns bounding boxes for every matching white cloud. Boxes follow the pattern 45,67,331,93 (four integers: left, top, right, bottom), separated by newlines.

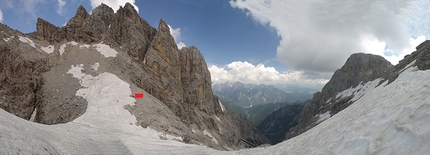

20,0,44,18
230,0,425,74
56,0,66,15
176,42,186,49
361,35,426,65
0,9,3,23
168,24,187,49
89,0,138,13
208,61,327,87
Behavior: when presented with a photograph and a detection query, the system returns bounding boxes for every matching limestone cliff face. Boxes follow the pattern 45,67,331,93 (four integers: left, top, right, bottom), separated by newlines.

0,33,49,120
0,3,269,149
286,53,394,139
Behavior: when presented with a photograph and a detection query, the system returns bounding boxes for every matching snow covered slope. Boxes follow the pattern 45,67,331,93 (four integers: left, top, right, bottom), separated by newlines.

236,66,430,154
1,60,428,154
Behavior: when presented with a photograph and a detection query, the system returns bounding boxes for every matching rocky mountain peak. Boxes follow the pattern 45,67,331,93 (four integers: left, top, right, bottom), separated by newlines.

1,3,270,149
321,53,393,99
286,53,394,139
153,19,178,50
35,18,61,42
66,5,89,28
158,19,171,35
117,2,140,22
90,3,114,26
76,5,89,18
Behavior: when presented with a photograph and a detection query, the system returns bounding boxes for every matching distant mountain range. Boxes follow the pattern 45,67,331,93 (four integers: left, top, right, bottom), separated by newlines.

212,81,312,108
219,98,294,126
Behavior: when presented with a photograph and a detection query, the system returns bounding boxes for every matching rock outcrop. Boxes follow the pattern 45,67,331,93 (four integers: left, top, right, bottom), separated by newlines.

286,53,394,139
0,3,269,149
386,40,430,83
0,33,48,120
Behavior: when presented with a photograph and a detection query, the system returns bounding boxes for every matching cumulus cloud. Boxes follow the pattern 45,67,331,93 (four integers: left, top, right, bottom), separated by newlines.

56,0,66,15
208,61,327,88
230,0,422,74
0,9,3,23
89,0,138,12
168,24,187,49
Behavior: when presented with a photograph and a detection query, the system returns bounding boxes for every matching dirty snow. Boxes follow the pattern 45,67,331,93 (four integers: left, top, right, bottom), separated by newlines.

336,78,382,102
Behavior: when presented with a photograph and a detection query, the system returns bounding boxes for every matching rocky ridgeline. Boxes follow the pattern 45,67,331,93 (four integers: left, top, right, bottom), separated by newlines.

256,103,304,144
0,3,269,149
286,53,394,139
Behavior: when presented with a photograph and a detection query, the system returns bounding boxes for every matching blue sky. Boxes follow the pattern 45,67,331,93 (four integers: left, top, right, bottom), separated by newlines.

0,0,280,67
1,0,429,90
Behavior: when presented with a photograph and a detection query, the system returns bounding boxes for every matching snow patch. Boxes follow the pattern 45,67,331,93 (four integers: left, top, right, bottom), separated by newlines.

69,41,78,46
215,116,221,122
18,36,54,54
59,43,67,55
91,62,100,71
18,36,36,48
94,43,117,57
80,44,90,49
317,111,331,123
336,78,382,102
400,60,417,73
3,36,13,42
218,99,226,112
67,64,85,79
40,45,54,54
29,108,37,122
203,130,218,144
326,98,332,104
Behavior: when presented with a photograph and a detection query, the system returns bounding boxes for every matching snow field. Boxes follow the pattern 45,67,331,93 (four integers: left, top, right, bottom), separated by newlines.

236,66,430,154
17,36,54,54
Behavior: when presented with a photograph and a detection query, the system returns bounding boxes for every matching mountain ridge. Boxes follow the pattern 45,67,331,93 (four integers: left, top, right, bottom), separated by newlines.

213,81,311,108
0,3,269,149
